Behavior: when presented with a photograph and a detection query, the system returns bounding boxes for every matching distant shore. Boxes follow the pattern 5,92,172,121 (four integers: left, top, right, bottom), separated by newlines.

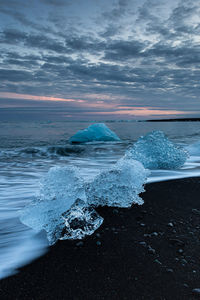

1,177,200,300
145,118,200,122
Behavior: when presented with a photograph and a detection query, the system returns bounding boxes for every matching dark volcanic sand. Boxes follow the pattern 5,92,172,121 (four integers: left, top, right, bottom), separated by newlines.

1,177,200,300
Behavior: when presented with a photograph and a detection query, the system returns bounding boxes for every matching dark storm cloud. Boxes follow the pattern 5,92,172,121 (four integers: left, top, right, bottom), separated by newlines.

0,28,26,44
0,69,33,82
104,40,147,60
0,0,200,118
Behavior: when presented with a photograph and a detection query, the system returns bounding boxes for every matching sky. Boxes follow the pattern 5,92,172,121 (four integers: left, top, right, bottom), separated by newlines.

0,0,200,120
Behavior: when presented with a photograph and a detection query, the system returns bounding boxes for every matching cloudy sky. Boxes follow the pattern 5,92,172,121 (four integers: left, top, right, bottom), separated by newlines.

0,0,200,120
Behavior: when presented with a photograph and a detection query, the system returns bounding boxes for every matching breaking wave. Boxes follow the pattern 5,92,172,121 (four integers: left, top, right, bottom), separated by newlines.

0,145,85,159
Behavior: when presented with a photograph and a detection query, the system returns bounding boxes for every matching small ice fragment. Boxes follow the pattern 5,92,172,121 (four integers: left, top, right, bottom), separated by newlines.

125,131,188,169
69,123,120,143
86,158,149,208
60,199,103,240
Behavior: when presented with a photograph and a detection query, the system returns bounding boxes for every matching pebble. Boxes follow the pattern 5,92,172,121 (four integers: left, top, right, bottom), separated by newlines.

181,259,187,265
175,258,179,262
148,246,156,254
192,288,200,295
154,259,162,265
96,241,101,246
139,241,147,247
177,249,184,254
168,222,174,227
169,239,185,247
166,268,174,273
76,241,84,247
151,232,158,236
192,209,200,215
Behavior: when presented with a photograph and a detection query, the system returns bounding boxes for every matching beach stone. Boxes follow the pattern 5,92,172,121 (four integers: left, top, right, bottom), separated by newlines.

139,241,147,247
169,238,185,247
192,209,200,215
147,246,156,254
151,232,158,236
166,268,174,273
154,259,162,265
181,259,187,265
177,249,184,254
192,288,200,295
175,258,179,262
76,241,84,247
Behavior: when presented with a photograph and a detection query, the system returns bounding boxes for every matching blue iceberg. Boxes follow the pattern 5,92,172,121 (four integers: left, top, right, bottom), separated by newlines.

125,130,188,170
86,158,149,208
69,123,120,143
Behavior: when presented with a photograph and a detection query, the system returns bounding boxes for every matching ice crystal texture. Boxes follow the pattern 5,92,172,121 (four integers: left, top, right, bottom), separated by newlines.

69,123,120,143
60,199,103,240
125,131,188,169
86,158,149,207
20,166,87,245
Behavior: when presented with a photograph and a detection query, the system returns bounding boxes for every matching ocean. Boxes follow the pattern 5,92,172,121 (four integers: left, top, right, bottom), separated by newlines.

0,120,200,279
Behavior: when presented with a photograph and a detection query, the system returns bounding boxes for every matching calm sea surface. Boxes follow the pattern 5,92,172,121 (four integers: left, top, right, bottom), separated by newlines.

0,121,200,279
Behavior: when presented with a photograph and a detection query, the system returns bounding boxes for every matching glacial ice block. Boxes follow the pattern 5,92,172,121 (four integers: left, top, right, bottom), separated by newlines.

60,199,103,240
69,123,120,143
125,130,188,170
86,158,149,207
20,166,87,245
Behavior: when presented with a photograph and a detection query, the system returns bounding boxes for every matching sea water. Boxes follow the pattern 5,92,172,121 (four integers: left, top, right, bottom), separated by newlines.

0,120,200,279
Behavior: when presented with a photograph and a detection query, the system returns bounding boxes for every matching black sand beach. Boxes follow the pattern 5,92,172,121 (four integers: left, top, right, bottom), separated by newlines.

1,177,200,300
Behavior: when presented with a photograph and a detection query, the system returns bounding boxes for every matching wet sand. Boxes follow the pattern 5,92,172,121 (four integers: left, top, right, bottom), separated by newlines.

1,177,200,300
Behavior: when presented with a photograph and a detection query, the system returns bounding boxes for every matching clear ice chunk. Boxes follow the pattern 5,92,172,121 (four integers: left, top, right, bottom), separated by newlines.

125,131,188,169
69,123,120,143
60,199,103,240
20,166,87,245
86,158,149,208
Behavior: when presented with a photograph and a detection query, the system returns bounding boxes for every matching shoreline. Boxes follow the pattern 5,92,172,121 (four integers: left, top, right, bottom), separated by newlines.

1,177,200,299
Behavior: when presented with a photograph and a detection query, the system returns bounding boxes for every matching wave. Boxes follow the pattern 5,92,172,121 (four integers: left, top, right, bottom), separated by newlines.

0,145,85,159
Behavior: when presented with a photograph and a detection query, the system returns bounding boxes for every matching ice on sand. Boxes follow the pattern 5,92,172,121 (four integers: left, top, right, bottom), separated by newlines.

125,130,188,169
86,158,149,208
